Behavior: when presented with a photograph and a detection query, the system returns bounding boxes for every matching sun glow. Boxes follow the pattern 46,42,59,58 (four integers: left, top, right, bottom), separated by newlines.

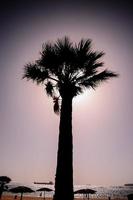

73,90,93,105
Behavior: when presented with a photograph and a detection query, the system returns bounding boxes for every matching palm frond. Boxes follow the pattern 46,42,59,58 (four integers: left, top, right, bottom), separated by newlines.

39,43,60,73
89,51,105,61
53,97,60,115
45,81,54,97
74,39,92,68
92,62,104,69
73,85,83,95
72,62,104,83
55,36,72,50
54,36,76,67
23,63,49,84
79,69,118,89
77,39,92,53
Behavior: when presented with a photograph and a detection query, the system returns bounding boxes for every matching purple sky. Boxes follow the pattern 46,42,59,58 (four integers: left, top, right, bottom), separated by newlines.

0,0,133,186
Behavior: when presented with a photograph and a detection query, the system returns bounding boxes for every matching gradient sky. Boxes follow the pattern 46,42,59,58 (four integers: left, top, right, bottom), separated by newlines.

0,0,133,186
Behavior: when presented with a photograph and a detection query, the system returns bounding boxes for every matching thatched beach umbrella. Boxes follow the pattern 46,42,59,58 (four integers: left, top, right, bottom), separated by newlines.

37,187,53,200
74,188,96,200
9,186,34,200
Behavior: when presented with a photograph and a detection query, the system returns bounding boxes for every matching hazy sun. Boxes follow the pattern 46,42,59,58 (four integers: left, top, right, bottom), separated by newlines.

73,90,93,105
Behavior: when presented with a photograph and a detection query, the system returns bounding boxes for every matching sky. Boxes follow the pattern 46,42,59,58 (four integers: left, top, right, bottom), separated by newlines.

0,0,133,186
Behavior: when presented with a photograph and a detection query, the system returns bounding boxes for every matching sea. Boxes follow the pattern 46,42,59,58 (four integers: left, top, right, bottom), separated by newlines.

5,183,133,199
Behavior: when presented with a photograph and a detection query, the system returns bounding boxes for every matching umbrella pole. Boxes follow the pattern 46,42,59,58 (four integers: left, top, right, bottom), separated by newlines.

43,191,45,200
20,192,23,200
87,194,89,200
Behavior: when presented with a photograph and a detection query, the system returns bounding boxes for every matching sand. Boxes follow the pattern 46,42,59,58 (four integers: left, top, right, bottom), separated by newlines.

2,195,127,200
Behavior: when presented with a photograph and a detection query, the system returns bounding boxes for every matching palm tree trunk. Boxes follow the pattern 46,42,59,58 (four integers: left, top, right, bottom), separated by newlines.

54,96,73,200
43,191,45,200
0,190,2,199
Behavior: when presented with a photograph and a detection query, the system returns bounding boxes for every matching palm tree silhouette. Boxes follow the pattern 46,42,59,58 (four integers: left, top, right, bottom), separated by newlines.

23,37,118,200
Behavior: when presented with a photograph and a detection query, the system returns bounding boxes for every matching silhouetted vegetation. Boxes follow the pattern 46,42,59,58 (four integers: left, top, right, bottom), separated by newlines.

23,36,118,200
0,176,11,199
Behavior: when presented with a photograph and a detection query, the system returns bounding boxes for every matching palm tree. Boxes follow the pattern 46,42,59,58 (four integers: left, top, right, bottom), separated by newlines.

23,36,118,200
0,176,11,199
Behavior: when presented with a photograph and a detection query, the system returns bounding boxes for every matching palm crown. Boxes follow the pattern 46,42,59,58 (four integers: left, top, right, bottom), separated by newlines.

23,37,118,113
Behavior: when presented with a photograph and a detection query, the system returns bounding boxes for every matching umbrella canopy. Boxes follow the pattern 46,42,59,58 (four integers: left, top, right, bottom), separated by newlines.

74,188,96,200
9,186,34,200
37,187,53,200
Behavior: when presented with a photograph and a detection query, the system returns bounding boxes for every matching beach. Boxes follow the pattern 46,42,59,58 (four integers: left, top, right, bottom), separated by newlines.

2,196,127,200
